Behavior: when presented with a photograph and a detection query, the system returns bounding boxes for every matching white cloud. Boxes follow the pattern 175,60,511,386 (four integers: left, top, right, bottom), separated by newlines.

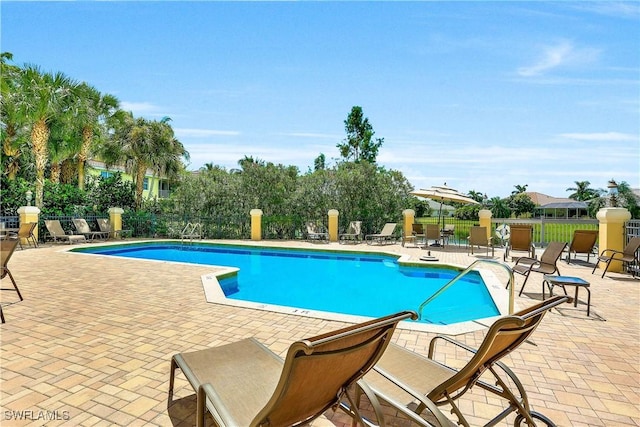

559,132,637,141
517,40,600,77
119,101,161,114
175,128,241,138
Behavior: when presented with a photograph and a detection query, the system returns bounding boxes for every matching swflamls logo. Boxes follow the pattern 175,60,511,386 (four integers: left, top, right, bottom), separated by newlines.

3,410,71,421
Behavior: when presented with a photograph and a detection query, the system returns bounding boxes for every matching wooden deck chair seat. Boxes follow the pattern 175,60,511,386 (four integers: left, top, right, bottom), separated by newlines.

513,241,567,296
340,220,362,243
306,221,328,242
97,218,131,240
365,222,397,245
73,218,109,241
592,236,640,278
566,230,598,264
359,296,569,427
504,224,535,262
168,311,423,427
44,220,86,244
1,238,23,323
424,224,442,247
467,226,493,256
13,222,38,249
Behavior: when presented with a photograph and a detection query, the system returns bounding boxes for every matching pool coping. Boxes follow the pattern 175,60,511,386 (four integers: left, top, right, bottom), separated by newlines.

67,239,510,335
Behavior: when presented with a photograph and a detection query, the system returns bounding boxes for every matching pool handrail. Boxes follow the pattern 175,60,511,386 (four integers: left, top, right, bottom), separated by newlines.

418,259,515,321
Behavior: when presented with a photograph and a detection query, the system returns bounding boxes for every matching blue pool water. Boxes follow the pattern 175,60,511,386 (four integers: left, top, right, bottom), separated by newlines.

74,242,498,325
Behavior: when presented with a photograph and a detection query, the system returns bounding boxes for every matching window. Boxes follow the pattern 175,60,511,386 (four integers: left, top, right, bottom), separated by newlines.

143,178,149,190
101,171,113,179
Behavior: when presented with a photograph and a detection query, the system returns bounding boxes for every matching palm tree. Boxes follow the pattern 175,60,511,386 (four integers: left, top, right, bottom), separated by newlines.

1,53,28,180
73,83,120,190
102,114,188,209
18,65,76,208
511,184,528,195
566,180,599,201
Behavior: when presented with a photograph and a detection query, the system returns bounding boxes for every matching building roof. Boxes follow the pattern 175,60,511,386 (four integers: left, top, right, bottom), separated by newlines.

539,201,588,209
524,192,575,206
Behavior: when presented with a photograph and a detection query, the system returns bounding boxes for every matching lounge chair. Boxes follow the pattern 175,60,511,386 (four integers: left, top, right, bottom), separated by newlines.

504,224,535,262
168,311,418,427
402,223,425,247
44,220,86,244
591,236,640,278
359,296,569,427
339,220,362,244
513,241,567,296
72,218,109,241
181,222,203,241
97,218,131,240
466,226,493,256
424,224,442,247
566,230,598,264
1,238,23,323
13,222,38,249
306,221,328,242
365,223,397,245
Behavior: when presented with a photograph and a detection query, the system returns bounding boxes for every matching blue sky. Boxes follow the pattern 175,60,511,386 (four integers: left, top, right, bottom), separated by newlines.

2,1,639,198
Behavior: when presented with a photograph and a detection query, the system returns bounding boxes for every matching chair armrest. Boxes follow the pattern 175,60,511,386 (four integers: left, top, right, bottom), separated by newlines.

514,256,538,266
198,383,239,427
428,334,478,359
598,248,622,257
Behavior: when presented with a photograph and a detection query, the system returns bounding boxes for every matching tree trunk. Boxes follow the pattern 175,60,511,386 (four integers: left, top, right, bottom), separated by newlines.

50,162,61,183
32,118,50,209
135,163,146,210
2,125,20,180
77,126,92,190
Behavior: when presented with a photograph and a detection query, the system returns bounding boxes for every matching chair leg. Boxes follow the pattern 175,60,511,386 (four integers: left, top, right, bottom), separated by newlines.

167,357,178,407
601,259,613,278
1,270,23,301
1,305,5,323
518,273,531,296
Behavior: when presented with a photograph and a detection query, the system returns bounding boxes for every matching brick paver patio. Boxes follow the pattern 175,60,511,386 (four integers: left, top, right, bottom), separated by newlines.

1,239,638,426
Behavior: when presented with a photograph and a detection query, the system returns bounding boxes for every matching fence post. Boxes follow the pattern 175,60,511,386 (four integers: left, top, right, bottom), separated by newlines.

107,207,124,238
328,209,339,242
17,206,41,243
478,209,492,240
596,207,631,273
250,209,263,241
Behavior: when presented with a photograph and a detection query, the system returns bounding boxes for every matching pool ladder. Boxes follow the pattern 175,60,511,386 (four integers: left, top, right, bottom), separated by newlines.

418,259,515,322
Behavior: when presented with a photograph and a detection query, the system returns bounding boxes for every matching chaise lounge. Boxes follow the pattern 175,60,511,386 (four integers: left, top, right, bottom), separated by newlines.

365,222,397,245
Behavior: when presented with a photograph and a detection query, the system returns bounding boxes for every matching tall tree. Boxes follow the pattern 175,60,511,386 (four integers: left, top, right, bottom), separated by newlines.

566,180,599,201
18,65,77,208
101,114,188,209
337,106,384,163
511,184,528,195
73,83,121,190
1,52,28,180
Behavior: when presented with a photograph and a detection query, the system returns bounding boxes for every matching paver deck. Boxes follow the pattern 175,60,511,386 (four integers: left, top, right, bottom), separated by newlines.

1,239,638,426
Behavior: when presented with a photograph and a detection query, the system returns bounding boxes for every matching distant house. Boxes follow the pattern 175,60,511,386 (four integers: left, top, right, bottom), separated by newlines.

525,192,589,219
87,160,172,199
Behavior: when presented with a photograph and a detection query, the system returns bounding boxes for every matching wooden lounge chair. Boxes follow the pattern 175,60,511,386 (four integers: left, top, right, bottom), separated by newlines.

339,220,362,244
365,222,397,245
402,223,424,247
504,224,535,262
168,311,420,427
1,238,23,323
424,224,442,247
44,220,86,244
305,221,328,242
592,236,640,278
73,218,109,241
359,296,569,427
97,218,131,240
566,230,598,264
13,222,38,249
513,241,567,296
466,226,493,256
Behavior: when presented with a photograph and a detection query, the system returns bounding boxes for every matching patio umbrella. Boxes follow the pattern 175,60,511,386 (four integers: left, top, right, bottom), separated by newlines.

410,184,480,241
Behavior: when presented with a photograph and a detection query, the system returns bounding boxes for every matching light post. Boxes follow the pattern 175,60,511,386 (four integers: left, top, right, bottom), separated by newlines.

26,190,33,207
607,179,618,207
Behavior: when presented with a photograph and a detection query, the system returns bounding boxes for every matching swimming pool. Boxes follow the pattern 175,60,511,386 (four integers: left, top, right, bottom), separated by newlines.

73,241,502,329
